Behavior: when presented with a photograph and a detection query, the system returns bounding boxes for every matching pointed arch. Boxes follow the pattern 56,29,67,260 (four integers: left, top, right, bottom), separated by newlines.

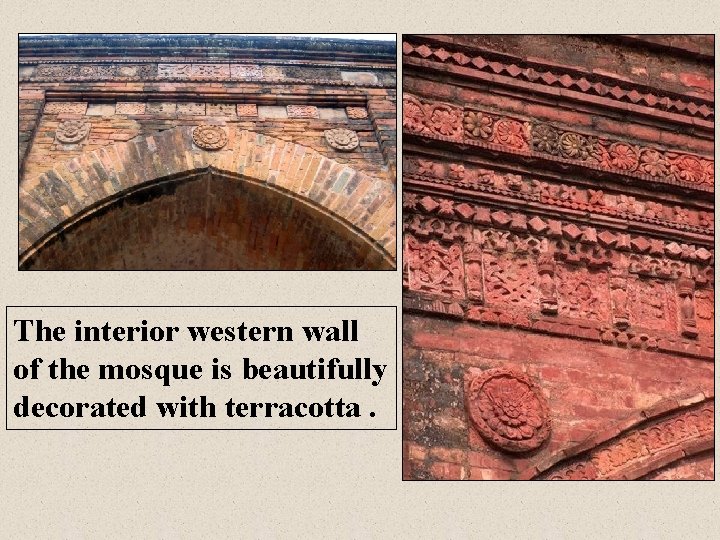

523,394,714,480
19,126,396,269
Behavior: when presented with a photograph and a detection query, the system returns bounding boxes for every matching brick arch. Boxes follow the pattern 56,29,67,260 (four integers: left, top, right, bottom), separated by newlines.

522,394,714,480
19,126,396,269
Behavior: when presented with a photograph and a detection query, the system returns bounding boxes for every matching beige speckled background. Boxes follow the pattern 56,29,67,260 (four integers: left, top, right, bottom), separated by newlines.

3,1,719,537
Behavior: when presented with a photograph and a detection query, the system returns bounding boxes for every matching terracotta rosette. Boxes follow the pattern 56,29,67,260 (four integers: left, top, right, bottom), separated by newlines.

466,368,551,453
192,125,228,150
56,120,90,144
324,128,359,151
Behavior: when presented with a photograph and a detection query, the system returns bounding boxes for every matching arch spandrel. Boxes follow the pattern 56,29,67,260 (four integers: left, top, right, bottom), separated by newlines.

19,126,396,269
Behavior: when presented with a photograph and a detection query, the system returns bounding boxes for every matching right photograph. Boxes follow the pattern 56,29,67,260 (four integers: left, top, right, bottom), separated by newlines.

402,35,714,480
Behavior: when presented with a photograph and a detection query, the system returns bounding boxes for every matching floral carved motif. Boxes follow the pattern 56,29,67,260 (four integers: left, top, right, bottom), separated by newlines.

157,64,230,79
493,119,529,150
191,64,230,78
324,128,359,151
556,265,611,322
346,107,368,119
405,237,465,298
287,105,319,119
403,94,463,139
404,96,714,189
230,64,263,79
192,125,228,151
464,111,494,140
466,368,551,453
78,65,116,78
558,132,595,160
531,123,560,154
55,120,90,143
36,65,80,78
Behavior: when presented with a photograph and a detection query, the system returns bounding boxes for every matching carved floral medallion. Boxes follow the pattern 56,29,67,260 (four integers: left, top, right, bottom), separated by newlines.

192,125,228,150
324,128,359,151
466,368,551,453
56,120,90,144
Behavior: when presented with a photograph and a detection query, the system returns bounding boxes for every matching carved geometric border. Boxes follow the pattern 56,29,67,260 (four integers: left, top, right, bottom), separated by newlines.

403,157,713,238
526,394,714,480
403,199,714,268
403,39,714,123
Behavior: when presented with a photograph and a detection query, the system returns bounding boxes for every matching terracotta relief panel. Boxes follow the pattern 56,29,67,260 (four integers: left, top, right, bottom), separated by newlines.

482,253,538,308
405,237,465,299
628,278,677,332
556,265,611,322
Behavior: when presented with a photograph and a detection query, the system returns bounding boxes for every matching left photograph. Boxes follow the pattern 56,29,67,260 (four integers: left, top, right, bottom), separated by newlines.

18,33,397,270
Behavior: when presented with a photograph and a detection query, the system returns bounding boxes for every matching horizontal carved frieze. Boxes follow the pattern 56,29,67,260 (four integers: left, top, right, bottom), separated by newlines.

404,291,714,361
402,220,714,346
404,157,713,236
403,94,714,191
403,195,714,267
42,101,353,120
24,63,392,88
402,39,714,121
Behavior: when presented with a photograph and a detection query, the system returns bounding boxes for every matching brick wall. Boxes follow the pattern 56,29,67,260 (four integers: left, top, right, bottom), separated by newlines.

402,35,714,480
18,35,397,270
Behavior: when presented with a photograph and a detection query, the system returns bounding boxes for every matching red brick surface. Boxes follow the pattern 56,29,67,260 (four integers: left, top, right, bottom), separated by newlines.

402,35,714,480
18,35,397,269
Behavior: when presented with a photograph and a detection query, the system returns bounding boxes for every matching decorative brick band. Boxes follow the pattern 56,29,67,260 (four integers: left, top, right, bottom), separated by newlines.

19,127,396,268
403,291,713,361
404,158,713,237
404,196,714,266
23,63,394,88
403,39,714,122
402,206,714,356
531,396,713,480
43,100,359,120
403,94,714,192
